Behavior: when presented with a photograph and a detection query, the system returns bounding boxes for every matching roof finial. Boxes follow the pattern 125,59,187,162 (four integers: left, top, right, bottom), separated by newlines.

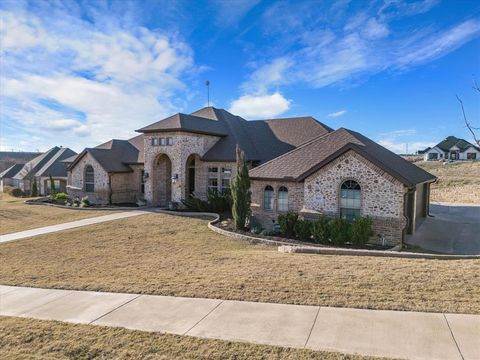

205,80,210,107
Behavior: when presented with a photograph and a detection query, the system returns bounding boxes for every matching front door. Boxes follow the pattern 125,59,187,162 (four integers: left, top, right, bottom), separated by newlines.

188,165,195,196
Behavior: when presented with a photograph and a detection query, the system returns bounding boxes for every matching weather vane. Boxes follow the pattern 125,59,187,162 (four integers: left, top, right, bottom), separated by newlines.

206,80,210,106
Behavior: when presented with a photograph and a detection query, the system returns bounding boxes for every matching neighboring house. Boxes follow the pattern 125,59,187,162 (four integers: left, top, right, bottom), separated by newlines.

0,151,39,173
1,146,77,195
421,136,480,161
68,106,436,245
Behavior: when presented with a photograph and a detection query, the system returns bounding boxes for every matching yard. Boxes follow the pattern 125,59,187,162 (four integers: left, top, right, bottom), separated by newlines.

416,160,480,203
1,213,478,315
0,317,381,360
0,193,117,235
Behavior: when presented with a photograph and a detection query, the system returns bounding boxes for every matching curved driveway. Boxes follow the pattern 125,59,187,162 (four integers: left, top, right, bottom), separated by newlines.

406,202,480,255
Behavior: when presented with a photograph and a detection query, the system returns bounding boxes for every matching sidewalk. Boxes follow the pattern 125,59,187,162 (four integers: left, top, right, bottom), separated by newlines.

1,285,478,360
0,211,147,243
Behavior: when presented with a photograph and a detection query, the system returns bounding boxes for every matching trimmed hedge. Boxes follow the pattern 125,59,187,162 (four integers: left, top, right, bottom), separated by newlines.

3,186,25,198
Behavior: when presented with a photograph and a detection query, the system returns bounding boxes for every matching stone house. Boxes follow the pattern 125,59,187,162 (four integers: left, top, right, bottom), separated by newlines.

67,106,436,245
1,146,76,195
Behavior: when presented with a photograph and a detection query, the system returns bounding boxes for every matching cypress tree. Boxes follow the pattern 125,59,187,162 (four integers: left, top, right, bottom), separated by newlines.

231,144,251,230
49,174,56,196
31,178,38,197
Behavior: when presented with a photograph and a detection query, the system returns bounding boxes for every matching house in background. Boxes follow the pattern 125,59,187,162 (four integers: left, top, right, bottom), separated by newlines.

421,136,480,161
67,106,436,246
0,146,77,195
0,151,39,173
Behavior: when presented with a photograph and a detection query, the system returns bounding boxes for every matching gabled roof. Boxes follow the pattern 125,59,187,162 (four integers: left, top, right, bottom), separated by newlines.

435,136,480,152
13,147,61,180
0,163,25,179
34,148,77,177
69,135,144,173
136,113,228,136
249,128,436,187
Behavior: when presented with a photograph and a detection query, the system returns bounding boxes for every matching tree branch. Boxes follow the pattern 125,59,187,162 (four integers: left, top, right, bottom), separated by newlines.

456,94,480,146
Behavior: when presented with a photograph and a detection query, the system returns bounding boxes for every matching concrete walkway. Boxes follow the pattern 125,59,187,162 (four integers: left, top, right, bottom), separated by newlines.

0,211,147,244
1,285,478,360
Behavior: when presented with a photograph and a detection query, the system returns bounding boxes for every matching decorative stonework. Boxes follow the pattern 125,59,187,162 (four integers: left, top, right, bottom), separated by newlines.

143,132,221,205
304,151,406,218
68,153,109,204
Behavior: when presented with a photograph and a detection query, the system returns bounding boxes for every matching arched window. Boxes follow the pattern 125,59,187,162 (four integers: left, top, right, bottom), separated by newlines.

263,185,274,210
340,180,361,220
85,165,95,192
277,186,288,211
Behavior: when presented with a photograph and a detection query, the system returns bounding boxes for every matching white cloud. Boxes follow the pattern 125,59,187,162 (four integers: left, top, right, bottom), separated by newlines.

378,139,434,154
242,58,293,94
327,110,347,118
0,4,195,151
212,0,260,27
229,92,291,119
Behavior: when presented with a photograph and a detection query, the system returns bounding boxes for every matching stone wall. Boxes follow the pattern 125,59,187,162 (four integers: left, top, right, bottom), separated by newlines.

195,161,237,200
250,180,304,230
143,132,221,205
110,165,143,204
67,153,110,204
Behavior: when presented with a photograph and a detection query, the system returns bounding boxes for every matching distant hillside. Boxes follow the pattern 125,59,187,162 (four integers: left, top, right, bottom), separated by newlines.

0,151,40,173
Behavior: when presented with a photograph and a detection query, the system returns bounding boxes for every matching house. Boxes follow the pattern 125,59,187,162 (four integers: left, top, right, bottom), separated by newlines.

421,136,480,161
67,107,436,245
0,151,39,173
1,146,77,195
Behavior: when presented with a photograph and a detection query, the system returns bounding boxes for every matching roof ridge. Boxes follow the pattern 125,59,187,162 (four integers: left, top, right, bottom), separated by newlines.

34,147,67,177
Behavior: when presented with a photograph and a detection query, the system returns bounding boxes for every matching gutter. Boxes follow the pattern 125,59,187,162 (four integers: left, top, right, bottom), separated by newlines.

401,186,416,248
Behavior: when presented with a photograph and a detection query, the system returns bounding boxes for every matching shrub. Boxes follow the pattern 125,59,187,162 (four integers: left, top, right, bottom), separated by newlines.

4,186,25,197
294,219,313,241
250,226,263,235
55,192,68,201
81,196,90,206
49,175,56,196
329,218,351,245
311,216,331,243
231,145,251,230
350,216,374,246
72,198,80,207
182,190,232,213
31,179,38,197
277,212,299,237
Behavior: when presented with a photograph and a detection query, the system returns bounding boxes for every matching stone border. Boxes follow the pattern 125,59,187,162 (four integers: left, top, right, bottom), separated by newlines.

24,199,148,211
205,214,479,260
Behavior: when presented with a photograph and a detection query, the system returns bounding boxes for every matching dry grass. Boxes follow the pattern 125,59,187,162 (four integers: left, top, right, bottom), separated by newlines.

416,161,480,203
1,213,479,314
0,316,380,360
0,193,118,235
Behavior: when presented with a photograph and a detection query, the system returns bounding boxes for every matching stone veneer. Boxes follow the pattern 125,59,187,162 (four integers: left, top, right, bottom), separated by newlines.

251,150,408,245
143,131,222,205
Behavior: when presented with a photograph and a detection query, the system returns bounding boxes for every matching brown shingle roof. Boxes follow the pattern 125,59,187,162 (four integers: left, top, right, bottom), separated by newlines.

249,128,436,186
136,113,227,136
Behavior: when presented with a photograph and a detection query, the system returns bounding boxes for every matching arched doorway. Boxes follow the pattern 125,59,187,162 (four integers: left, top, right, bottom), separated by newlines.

152,154,172,207
185,154,200,197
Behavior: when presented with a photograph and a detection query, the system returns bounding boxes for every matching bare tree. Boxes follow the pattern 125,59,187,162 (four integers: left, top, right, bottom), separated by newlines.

456,79,480,146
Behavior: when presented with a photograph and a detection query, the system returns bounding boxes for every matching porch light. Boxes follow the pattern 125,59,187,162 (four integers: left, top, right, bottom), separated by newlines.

172,174,179,183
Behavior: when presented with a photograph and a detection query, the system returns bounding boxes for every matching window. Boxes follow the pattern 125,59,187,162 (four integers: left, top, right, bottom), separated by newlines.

263,185,274,210
467,153,477,160
208,167,218,193
221,167,231,193
47,179,61,192
140,170,145,194
428,153,438,160
159,138,166,146
166,137,173,146
85,165,95,192
151,138,158,146
277,186,288,211
340,180,361,221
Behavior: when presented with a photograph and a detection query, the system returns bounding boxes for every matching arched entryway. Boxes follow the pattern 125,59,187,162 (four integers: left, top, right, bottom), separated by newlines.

152,154,172,207
185,154,201,197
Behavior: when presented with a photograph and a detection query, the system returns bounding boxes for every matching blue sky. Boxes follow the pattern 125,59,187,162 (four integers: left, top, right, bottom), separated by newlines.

1,0,479,153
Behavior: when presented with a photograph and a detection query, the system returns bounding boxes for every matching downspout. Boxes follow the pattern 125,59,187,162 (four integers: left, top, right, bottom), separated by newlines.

426,179,438,217
108,173,113,205
401,186,416,248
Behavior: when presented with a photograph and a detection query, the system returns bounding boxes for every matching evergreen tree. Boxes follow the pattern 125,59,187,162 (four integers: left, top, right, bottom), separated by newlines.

49,175,56,196
231,145,251,230
31,178,38,197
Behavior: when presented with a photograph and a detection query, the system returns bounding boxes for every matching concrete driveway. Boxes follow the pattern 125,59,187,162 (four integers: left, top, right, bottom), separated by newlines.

406,202,480,255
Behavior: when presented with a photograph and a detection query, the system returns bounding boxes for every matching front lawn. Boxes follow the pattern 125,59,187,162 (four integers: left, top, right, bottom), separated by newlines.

0,193,118,235
0,213,478,314
0,317,377,360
